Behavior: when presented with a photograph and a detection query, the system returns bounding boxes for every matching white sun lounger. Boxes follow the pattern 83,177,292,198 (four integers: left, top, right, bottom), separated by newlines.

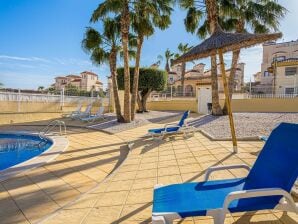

71,104,92,119
62,103,82,118
80,107,105,123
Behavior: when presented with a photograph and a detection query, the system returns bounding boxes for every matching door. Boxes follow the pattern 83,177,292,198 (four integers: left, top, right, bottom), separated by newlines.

197,86,212,114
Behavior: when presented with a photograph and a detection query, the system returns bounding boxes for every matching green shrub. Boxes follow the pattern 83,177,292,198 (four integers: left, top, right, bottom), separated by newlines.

117,67,167,92
117,67,167,112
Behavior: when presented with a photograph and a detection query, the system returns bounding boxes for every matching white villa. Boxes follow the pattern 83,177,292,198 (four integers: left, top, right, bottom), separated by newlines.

253,39,298,94
168,62,245,96
54,71,103,91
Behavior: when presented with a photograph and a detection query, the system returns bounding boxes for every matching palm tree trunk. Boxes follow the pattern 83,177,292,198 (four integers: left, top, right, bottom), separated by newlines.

222,49,240,114
137,92,143,112
181,62,186,96
131,35,144,121
205,0,218,32
165,61,170,73
205,0,222,115
210,55,223,115
121,0,131,123
141,88,151,112
109,48,124,122
222,20,244,114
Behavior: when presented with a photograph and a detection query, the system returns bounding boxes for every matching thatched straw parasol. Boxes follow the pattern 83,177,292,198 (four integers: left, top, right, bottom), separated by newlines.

173,26,282,153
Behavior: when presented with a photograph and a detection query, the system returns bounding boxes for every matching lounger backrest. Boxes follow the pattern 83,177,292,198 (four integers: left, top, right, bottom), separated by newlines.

178,111,190,127
97,107,104,115
247,123,298,192
76,104,82,112
85,104,92,113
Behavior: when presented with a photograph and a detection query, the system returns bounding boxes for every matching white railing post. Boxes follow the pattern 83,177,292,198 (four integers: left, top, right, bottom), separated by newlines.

170,85,173,101
60,90,62,107
62,88,65,106
17,89,21,112
60,88,65,107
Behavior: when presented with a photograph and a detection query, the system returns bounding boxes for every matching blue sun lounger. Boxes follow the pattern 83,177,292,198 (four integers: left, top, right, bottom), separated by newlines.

152,123,298,224
148,111,192,139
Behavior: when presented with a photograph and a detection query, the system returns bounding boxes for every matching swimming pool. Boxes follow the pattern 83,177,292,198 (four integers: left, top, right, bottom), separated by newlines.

0,133,53,171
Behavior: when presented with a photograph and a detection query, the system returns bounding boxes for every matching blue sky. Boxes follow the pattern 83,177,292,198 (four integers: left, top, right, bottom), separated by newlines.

0,0,297,90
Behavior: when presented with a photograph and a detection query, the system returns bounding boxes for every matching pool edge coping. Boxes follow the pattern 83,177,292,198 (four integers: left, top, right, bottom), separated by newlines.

0,131,69,183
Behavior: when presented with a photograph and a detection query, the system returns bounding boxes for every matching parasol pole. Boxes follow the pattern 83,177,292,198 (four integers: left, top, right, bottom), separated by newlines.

218,49,238,153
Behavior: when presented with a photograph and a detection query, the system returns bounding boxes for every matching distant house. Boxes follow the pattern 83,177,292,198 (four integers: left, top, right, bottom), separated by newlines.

54,71,103,91
169,63,245,96
253,40,298,94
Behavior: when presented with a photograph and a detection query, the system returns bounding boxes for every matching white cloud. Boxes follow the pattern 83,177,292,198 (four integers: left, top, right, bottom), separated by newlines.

0,55,51,63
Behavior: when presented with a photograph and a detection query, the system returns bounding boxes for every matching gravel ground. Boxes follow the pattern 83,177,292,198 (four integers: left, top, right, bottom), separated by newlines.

189,113,298,139
89,111,183,133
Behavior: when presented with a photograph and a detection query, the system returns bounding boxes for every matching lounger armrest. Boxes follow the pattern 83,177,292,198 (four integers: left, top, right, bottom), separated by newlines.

205,164,250,181
223,188,298,213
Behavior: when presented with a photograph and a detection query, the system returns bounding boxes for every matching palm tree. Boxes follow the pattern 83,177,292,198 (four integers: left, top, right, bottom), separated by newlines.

0,82,3,88
130,0,172,120
174,43,192,96
180,0,223,115
156,55,163,67
91,0,131,122
219,0,286,113
158,49,174,73
120,0,132,122
180,0,286,114
82,19,126,122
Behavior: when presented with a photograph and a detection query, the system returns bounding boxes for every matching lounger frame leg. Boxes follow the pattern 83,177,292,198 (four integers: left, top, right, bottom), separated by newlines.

152,215,172,224
207,210,226,224
152,214,181,224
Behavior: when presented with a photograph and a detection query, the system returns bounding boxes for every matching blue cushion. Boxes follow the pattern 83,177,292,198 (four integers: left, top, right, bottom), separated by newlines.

178,111,190,127
148,127,180,134
153,178,281,217
148,111,190,135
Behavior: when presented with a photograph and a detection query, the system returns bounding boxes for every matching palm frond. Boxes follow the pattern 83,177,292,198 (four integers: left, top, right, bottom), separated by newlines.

91,0,123,22
184,7,203,33
82,27,103,52
91,48,109,65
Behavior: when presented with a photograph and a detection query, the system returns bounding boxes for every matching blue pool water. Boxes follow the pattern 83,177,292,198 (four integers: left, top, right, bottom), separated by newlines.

0,133,52,171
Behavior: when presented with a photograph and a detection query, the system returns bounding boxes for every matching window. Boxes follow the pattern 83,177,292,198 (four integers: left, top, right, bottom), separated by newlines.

273,56,285,62
264,71,269,77
285,67,297,76
285,87,294,94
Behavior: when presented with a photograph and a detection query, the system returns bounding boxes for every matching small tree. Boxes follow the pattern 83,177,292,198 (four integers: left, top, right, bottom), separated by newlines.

117,67,167,112
64,84,79,96
37,86,44,92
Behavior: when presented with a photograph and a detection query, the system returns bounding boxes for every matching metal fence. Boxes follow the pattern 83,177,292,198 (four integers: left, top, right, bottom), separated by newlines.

0,90,110,113
0,91,98,104
149,90,196,101
150,90,298,102
248,93,298,98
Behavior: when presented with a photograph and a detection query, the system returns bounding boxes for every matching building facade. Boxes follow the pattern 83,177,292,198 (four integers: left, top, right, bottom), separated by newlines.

255,40,298,94
54,71,103,91
169,63,245,96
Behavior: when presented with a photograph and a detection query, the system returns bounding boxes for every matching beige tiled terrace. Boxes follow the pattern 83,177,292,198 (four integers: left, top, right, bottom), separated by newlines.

0,121,297,224
35,124,297,224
